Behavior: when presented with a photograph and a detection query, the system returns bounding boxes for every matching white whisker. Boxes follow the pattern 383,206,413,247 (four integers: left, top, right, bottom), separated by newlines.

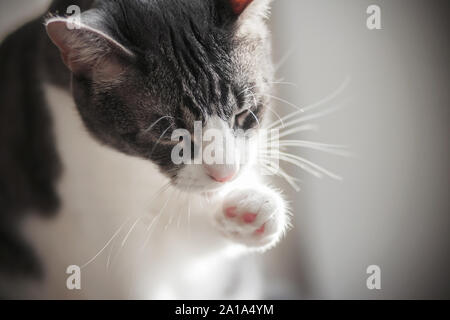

141,192,172,249
264,151,343,181
260,155,323,179
248,109,261,127
176,208,182,229
274,46,296,72
101,181,173,270
271,98,351,131
81,217,131,270
264,93,305,112
144,116,173,133
270,124,319,139
239,88,262,128
143,181,172,210
266,77,351,129
187,198,192,240
106,237,117,271
265,105,286,127
165,189,183,230
260,161,301,191
269,81,298,87
275,140,352,157
149,125,172,157
121,218,141,248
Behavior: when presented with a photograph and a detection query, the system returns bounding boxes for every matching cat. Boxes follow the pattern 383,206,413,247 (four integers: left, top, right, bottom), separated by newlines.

0,0,289,299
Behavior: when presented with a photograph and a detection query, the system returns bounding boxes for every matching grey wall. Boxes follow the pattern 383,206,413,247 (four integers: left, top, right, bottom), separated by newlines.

0,0,48,39
271,0,449,299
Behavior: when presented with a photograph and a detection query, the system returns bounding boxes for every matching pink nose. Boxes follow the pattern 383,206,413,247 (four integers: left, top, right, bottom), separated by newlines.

205,165,237,183
209,172,235,183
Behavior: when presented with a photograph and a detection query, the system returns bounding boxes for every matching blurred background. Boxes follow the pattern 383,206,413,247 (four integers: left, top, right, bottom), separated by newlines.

1,0,449,299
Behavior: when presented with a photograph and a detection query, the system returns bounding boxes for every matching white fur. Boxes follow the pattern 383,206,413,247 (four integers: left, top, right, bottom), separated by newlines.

174,116,255,191
19,84,288,299
215,186,289,251
236,0,273,38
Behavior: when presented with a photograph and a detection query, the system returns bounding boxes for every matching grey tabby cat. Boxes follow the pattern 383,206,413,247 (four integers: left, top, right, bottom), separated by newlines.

0,0,289,299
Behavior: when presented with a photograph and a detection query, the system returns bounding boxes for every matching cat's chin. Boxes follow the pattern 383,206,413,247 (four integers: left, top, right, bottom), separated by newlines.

172,182,228,194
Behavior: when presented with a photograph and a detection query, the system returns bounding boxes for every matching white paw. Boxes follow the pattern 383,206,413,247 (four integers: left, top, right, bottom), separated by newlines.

214,187,289,251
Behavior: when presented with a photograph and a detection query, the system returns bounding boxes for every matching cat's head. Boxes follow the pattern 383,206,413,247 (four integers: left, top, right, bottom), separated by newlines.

46,0,274,192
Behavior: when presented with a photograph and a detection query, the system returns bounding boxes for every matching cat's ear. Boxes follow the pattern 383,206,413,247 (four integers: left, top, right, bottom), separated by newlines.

228,0,273,18
226,0,273,35
45,15,134,80
229,0,255,15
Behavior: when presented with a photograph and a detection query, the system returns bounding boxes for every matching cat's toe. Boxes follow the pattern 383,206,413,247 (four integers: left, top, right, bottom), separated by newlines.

215,187,289,251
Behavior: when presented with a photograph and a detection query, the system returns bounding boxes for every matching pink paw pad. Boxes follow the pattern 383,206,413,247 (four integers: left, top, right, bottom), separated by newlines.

255,224,266,235
242,213,258,223
225,207,238,218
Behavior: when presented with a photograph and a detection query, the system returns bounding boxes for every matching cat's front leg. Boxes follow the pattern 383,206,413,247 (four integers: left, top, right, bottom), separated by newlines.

213,185,290,252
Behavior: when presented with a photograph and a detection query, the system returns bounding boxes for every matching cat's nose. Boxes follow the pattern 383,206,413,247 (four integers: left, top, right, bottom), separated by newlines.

204,165,237,183
211,173,235,183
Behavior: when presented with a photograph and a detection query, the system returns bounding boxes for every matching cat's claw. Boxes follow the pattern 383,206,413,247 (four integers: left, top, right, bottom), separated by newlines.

214,187,289,251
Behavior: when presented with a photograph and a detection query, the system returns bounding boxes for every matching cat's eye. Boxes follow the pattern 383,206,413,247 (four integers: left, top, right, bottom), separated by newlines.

234,105,261,129
234,109,251,128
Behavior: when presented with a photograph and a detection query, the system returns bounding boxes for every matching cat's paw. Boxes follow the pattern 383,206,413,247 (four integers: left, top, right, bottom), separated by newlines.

214,187,290,251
